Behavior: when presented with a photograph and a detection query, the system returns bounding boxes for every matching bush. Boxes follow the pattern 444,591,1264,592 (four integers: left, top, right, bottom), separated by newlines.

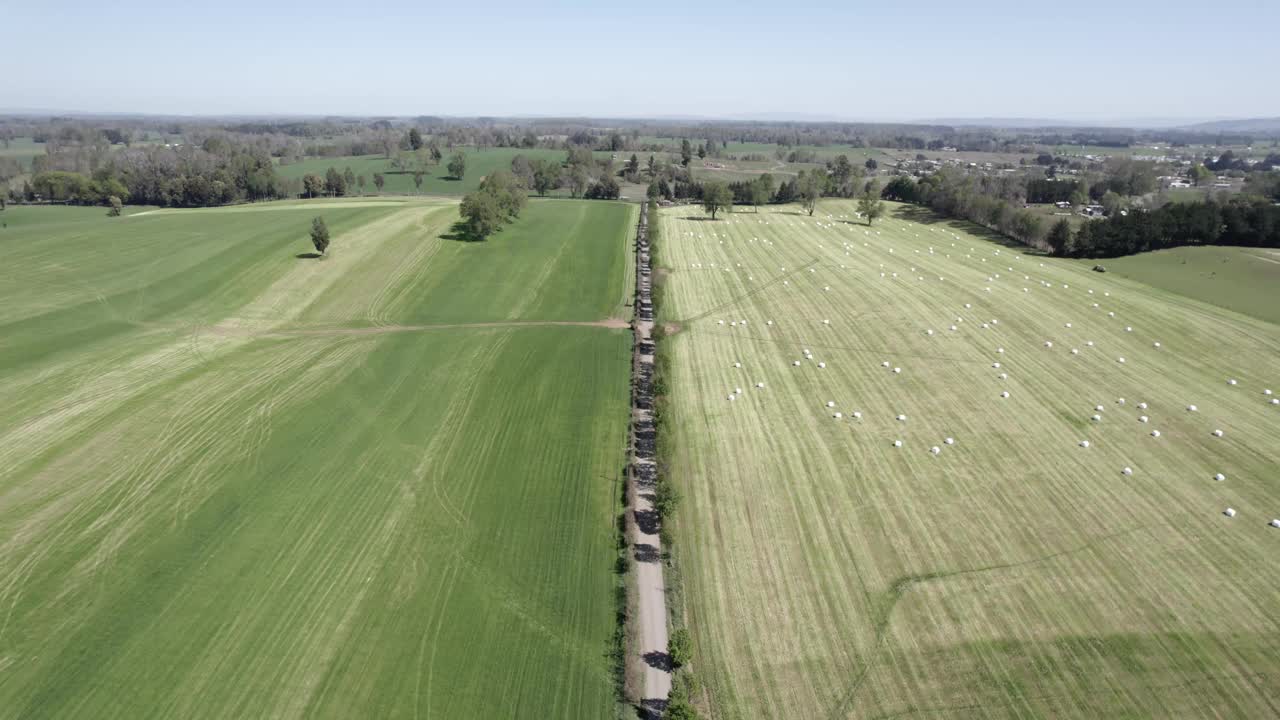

669,628,692,668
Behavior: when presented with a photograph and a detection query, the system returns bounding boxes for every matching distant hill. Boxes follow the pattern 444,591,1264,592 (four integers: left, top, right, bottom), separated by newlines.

1176,118,1280,134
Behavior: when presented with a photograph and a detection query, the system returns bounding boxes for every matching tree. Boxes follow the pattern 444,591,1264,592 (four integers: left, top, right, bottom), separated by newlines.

324,167,346,197
1047,218,1073,256
865,157,879,171
343,167,356,192
458,169,527,239
696,142,707,160
106,195,122,217
797,170,824,216
647,154,656,177
669,628,692,668
1189,164,1213,186
429,144,443,165
701,180,733,219
1101,189,1125,216
858,181,885,224
626,153,641,180
408,127,423,151
568,166,589,198
532,160,561,196
310,216,330,255
357,174,366,194
413,171,425,192
749,173,774,212
373,173,385,192
680,139,692,167
447,152,466,180
303,173,325,198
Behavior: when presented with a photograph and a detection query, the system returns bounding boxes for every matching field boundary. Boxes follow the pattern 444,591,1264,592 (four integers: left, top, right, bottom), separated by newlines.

626,202,673,718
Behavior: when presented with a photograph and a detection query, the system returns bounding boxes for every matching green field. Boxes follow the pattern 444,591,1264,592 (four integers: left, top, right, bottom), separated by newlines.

276,148,569,196
1082,245,1280,326
0,137,47,169
656,201,1280,718
0,197,636,719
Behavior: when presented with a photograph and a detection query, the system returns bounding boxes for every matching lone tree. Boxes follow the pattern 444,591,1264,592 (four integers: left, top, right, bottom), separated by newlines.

106,196,122,216
680,138,692,167
797,170,824,216
408,127,423,151
857,181,884,225
310,216,330,256
447,152,467,180
413,171,425,192
357,174,366,194
701,180,733,219
373,173,385,192
458,169,528,239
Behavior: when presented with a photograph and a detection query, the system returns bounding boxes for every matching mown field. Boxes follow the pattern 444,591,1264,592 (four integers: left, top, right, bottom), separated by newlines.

656,200,1280,719
0,197,636,719
1080,245,1280,326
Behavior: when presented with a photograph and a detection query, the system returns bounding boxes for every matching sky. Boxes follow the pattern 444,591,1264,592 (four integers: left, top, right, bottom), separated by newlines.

5,0,1278,123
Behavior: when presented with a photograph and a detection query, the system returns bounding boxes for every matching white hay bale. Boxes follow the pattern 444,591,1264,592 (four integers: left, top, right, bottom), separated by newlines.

930,446,941,455
999,372,1008,379
991,319,999,325
1139,415,1149,423
1086,340,1095,346
950,325,957,331
893,367,901,374
1224,508,1236,518
892,439,902,448
718,320,725,325
1214,473,1226,481
896,414,907,422
926,329,934,336
881,361,890,368
818,362,826,369
735,388,742,394
1117,357,1126,364
1095,405,1105,412
823,286,830,292
1187,404,1198,412
1227,379,1237,386
1079,440,1090,448
852,411,862,419
1151,430,1161,438
1270,519,1280,528
1125,326,1132,332
733,362,741,368
1117,398,1126,405
793,360,801,367
1071,348,1080,355
1273,398,1280,405
1212,429,1223,437
756,382,764,389
1265,389,1273,395
997,347,1005,354
964,303,972,309
1122,467,1133,475
834,412,843,419
767,320,774,326
823,319,830,325
1137,402,1148,409
1065,322,1072,328
1091,414,1102,422
1153,342,1161,348
1001,391,1010,398
993,362,1001,368
945,437,955,445
1044,341,1053,348
827,401,836,408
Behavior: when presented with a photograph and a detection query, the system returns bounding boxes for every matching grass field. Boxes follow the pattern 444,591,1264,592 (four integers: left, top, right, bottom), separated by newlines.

276,148,568,196
0,197,636,719
1082,245,1280,326
656,201,1280,719
0,137,47,169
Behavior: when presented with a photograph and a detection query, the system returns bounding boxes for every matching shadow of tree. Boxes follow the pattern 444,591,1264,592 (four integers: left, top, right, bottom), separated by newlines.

643,650,672,672
295,252,322,259
440,221,483,243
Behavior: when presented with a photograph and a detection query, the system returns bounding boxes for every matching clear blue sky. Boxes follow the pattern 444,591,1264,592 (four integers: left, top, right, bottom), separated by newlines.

6,0,1278,122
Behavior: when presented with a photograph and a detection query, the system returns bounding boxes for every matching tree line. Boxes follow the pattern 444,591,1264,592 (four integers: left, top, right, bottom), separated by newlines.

1049,197,1280,258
